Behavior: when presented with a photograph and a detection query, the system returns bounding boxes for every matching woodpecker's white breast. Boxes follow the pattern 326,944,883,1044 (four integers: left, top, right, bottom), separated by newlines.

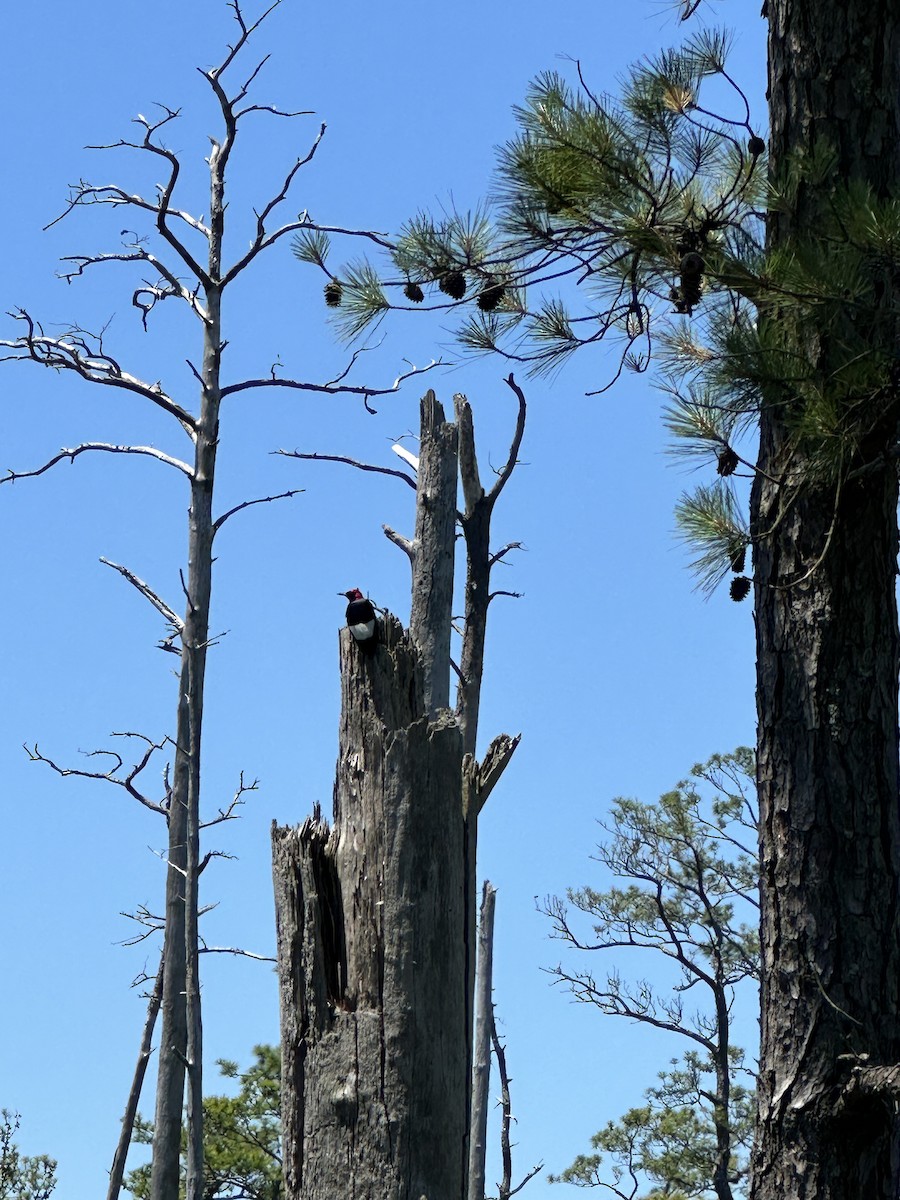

349,619,376,641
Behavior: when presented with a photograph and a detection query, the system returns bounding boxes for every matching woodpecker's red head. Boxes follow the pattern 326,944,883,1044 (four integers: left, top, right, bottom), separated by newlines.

340,588,364,601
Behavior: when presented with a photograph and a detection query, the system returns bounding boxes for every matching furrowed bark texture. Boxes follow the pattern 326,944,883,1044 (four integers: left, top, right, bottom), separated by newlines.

752,4,900,1197
272,614,467,1200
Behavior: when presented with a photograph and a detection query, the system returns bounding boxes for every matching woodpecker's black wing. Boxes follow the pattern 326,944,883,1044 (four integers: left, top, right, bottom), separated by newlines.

345,595,377,650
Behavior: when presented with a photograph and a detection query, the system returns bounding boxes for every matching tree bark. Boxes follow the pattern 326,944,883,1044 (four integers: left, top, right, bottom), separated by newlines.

272,616,468,1200
409,391,458,716
468,882,496,1200
752,4,900,1196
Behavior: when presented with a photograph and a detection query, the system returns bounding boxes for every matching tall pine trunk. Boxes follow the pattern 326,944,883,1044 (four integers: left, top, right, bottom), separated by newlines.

752,3,900,1196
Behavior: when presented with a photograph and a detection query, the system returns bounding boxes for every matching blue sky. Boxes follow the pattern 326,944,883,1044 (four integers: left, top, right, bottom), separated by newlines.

0,1,764,1195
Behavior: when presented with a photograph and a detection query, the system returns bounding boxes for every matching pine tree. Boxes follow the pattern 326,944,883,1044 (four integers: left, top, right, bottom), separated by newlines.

317,4,900,1194
0,1111,56,1200
546,750,758,1200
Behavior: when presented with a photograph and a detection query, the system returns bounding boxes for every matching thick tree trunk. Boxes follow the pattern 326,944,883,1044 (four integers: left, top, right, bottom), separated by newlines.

752,4,900,1196
272,615,468,1200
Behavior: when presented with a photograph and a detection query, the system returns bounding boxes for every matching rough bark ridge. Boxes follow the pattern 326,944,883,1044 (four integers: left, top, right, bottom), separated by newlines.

752,3,900,1196
272,615,467,1200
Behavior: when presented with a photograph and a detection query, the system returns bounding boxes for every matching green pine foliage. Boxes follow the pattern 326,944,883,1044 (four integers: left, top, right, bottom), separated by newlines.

551,1053,755,1198
124,1046,281,1200
291,228,331,268
304,23,900,593
328,261,389,340
674,482,750,596
546,749,758,1198
0,1111,56,1200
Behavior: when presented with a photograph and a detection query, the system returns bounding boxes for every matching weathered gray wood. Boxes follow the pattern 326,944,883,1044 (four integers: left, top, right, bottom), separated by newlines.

273,615,468,1200
409,391,458,716
107,957,164,1200
454,388,525,1194
468,883,497,1200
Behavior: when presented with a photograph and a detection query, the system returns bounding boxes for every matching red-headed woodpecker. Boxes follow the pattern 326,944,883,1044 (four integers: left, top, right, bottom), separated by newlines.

340,588,377,651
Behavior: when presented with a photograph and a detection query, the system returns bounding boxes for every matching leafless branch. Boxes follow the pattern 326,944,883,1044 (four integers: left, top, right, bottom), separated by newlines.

58,247,207,325
221,124,328,284
212,488,304,534
490,1009,543,1200
199,771,259,829
197,945,277,963
119,904,166,946
1,441,193,486
107,952,164,1200
275,450,416,490
198,849,237,873
213,0,282,83
489,542,525,569
45,180,210,241
56,102,210,285
485,374,528,506
219,357,443,401
325,337,387,388
25,733,172,815
100,558,184,633
383,524,415,561
0,310,198,432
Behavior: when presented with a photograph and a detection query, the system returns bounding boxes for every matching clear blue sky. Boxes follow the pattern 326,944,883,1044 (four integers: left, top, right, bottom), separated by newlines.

0,1,764,1195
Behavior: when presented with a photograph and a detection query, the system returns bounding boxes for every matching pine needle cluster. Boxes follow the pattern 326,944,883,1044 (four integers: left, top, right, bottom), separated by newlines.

292,27,900,594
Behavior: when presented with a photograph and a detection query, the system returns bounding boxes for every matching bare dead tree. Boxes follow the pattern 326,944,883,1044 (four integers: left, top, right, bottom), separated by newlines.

107,957,165,1200
272,384,525,1199
1,5,439,1198
490,1015,544,1200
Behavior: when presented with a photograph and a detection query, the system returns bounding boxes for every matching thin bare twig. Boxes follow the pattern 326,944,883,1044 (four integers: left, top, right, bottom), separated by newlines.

491,1010,543,1200
276,450,416,490
212,488,304,534
199,772,259,829
221,124,328,284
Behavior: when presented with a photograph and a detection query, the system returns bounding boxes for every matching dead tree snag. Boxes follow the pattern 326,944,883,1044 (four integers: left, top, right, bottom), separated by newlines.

272,615,467,1200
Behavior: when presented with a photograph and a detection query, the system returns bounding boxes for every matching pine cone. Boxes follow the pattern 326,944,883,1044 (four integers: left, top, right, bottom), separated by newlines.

476,281,506,312
730,576,752,602
729,545,747,574
748,135,766,157
439,271,466,300
679,252,704,278
404,282,425,303
324,280,343,307
717,446,739,476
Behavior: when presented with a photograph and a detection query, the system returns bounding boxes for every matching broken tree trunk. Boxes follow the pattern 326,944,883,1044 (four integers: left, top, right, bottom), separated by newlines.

272,614,468,1200
392,390,458,717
